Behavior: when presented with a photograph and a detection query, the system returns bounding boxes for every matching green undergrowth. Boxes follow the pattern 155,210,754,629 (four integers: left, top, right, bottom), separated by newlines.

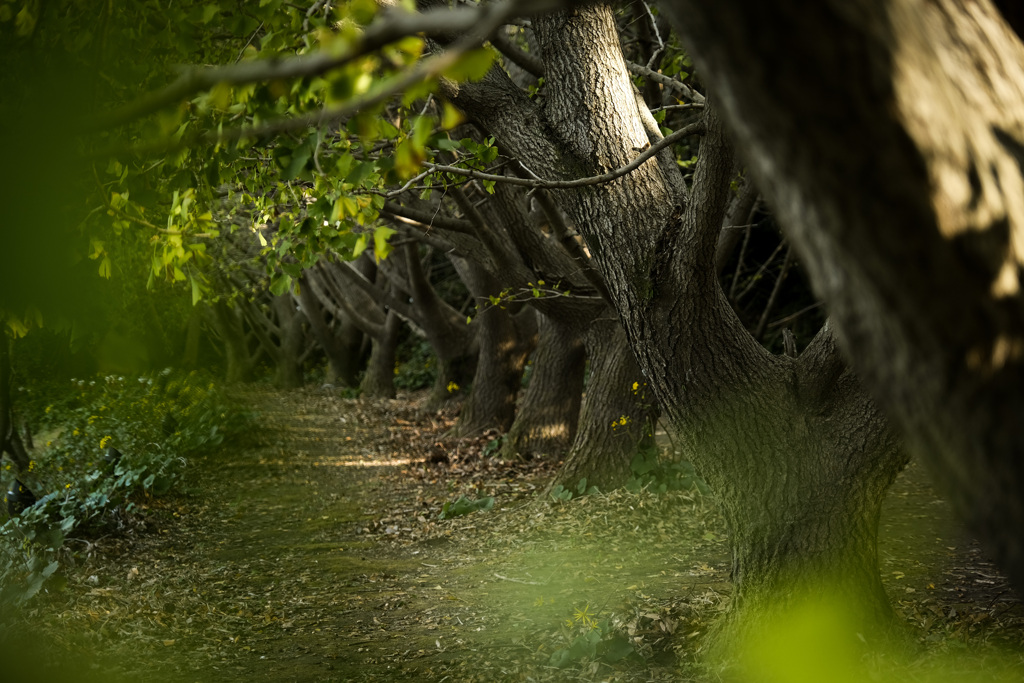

0,370,256,612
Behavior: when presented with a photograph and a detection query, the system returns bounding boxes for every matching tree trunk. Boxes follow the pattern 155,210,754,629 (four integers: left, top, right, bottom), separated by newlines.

451,261,537,437
549,316,656,492
269,295,306,390
500,313,585,460
207,301,257,384
297,277,364,387
444,3,908,642
658,0,1024,591
0,330,30,473
360,310,400,399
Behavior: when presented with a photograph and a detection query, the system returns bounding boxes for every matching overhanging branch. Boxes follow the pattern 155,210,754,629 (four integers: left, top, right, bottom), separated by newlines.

423,122,702,190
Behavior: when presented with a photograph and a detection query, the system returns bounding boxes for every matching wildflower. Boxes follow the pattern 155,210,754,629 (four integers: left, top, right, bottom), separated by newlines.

46,441,52,447
446,381,460,393
573,604,597,629
27,460,35,472
88,415,98,424
73,429,80,436
100,435,112,449
619,416,629,426
65,483,72,489
632,381,639,392
44,405,52,414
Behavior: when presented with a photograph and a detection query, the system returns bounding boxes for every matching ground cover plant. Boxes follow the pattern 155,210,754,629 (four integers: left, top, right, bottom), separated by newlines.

0,370,254,612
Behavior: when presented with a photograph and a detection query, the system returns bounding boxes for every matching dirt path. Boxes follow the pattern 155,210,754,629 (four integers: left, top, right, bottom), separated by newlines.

13,389,1024,682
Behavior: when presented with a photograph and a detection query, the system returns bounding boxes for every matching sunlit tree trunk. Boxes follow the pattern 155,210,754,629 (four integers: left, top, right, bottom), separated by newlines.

548,316,657,491
500,313,585,460
450,261,537,437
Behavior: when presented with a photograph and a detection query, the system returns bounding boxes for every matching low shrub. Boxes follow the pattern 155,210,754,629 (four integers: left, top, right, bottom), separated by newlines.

0,369,255,611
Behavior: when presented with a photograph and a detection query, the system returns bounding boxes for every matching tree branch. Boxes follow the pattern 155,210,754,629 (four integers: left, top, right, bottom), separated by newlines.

424,122,702,189
625,61,705,104
91,0,564,130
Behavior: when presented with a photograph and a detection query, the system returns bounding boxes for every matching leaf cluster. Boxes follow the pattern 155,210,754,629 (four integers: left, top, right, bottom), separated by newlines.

0,369,255,611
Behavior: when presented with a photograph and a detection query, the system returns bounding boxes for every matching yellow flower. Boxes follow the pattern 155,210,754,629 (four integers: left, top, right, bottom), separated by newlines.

27,461,35,472
73,429,80,436
65,483,72,489
573,604,597,629
99,435,112,449
44,405,52,414
632,381,639,392
618,416,629,426
446,381,460,393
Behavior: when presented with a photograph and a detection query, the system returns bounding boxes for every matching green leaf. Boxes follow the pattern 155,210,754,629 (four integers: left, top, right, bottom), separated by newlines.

443,47,496,82
201,4,221,23
269,273,292,296
352,234,369,259
373,226,396,260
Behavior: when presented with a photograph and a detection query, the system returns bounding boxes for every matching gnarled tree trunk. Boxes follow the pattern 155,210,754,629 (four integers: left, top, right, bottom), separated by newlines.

658,0,1024,592
549,316,656,492
450,261,537,437
500,313,586,460
445,3,908,641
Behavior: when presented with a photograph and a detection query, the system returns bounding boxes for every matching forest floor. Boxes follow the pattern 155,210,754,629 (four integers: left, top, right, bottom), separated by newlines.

5,387,1024,682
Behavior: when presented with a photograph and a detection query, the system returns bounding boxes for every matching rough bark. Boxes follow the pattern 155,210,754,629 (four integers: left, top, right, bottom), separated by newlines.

360,310,400,399
350,244,477,409
261,295,307,390
659,0,1024,591
549,316,657,492
500,312,585,460
450,260,537,437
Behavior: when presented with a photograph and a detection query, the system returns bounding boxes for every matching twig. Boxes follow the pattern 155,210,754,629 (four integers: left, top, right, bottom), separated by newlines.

423,123,702,190
494,573,543,585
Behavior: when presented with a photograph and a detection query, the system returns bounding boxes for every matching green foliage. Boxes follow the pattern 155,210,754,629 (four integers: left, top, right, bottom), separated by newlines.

549,477,599,503
0,369,255,611
437,494,494,520
482,435,504,458
548,604,635,669
393,338,436,391
625,446,710,495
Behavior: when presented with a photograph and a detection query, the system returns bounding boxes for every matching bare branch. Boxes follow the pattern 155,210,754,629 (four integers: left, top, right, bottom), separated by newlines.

423,122,702,189
625,62,705,104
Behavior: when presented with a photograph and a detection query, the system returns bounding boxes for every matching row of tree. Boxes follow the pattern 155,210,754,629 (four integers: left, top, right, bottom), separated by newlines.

5,0,1024,656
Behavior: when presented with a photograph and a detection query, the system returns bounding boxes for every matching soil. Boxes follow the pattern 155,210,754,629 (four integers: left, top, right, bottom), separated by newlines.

4,387,1024,682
